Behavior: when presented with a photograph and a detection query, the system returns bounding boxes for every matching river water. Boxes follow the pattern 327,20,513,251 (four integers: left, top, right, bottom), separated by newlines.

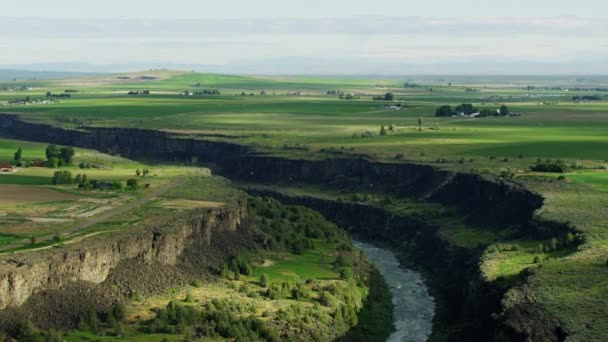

354,241,435,342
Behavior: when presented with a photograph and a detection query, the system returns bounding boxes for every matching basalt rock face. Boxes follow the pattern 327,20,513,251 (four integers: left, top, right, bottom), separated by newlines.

0,113,543,226
247,190,505,342
0,198,247,312
223,156,542,226
0,113,248,163
0,113,549,339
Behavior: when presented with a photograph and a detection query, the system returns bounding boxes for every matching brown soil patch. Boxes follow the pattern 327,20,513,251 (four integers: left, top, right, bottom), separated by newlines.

157,199,224,209
75,205,113,218
280,271,298,278
0,185,79,205
258,259,275,267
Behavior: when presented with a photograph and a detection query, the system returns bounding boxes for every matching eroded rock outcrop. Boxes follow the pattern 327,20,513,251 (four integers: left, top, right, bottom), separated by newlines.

0,198,246,310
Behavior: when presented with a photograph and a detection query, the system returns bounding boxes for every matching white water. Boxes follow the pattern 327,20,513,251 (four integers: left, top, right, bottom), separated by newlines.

355,241,435,342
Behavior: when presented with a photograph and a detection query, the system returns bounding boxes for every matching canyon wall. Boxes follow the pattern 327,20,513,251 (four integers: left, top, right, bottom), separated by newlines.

0,113,543,226
0,198,246,310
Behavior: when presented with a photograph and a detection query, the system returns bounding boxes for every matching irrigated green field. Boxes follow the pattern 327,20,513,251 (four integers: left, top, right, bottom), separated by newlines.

2,71,608,340
3,72,608,168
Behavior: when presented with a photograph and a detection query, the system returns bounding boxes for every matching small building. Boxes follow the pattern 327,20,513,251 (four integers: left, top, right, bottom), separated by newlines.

0,163,14,172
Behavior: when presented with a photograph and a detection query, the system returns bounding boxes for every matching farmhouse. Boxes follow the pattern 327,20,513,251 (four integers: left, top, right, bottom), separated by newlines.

0,163,14,172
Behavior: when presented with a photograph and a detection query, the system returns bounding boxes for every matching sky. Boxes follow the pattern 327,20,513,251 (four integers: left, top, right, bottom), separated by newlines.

1,0,607,74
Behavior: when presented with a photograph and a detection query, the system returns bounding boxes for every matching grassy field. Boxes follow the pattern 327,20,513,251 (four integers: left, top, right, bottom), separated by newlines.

3,73,608,171
0,138,233,253
2,72,608,340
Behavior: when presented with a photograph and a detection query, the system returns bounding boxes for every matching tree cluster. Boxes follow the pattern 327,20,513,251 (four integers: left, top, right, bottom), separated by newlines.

435,104,511,117
372,93,394,101
248,197,349,254
572,95,602,101
45,92,71,98
530,159,571,173
45,144,74,167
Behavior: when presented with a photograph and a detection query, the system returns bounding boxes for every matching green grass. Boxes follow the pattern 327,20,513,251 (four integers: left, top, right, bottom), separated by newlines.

254,240,339,284
0,233,24,246
0,138,47,162
161,175,240,203
0,174,50,185
4,72,608,340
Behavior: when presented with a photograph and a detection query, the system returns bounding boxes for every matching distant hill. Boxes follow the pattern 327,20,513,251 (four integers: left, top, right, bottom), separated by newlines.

0,69,100,81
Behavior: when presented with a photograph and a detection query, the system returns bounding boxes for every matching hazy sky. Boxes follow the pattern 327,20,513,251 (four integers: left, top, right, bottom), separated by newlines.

3,0,606,19
1,1,607,74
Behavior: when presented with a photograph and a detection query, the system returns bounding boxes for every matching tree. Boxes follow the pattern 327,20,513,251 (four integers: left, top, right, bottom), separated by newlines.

14,147,22,162
45,144,60,166
111,302,127,322
435,105,454,117
86,309,99,332
565,232,575,245
379,125,387,136
142,169,150,177
479,109,495,117
136,169,141,177
418,117,423,130
59,147,74,165
45,329,63,342
499,104,510,116
455,103,477,115
18,320,40,342
260,273,269,288
52,171,72,185
550,237,558,251
126,178,139,190
384,92,394,101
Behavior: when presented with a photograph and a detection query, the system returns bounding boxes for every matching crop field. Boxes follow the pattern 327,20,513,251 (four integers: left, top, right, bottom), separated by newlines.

3,72,608,170
0,184,79,204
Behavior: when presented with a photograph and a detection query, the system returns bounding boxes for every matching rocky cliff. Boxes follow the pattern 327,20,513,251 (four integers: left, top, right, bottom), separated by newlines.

0,113,543,226
0,198,247,311
0,113,550,340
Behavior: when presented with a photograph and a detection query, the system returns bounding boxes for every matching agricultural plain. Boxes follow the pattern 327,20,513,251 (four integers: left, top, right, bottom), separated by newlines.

1,71,608,340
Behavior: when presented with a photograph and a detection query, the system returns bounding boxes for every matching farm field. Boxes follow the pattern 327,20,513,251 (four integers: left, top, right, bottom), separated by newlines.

0,138,226,253
3,72,608,171
2,71,608,341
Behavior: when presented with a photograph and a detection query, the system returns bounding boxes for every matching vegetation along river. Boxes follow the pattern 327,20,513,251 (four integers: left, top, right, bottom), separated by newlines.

355,241,435,342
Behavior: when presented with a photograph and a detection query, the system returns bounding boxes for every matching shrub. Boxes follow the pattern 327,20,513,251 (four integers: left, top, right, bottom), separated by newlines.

530,159,570,173
18,320,40,342
111,302,127,322
126,178,139,190
260,273,269,288
44,329,63,342
184,292,195,303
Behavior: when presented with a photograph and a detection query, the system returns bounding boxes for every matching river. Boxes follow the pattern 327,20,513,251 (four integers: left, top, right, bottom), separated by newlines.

355,241,435,342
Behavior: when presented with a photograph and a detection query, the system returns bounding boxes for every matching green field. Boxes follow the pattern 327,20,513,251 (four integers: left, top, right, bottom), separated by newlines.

2,71,608,341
